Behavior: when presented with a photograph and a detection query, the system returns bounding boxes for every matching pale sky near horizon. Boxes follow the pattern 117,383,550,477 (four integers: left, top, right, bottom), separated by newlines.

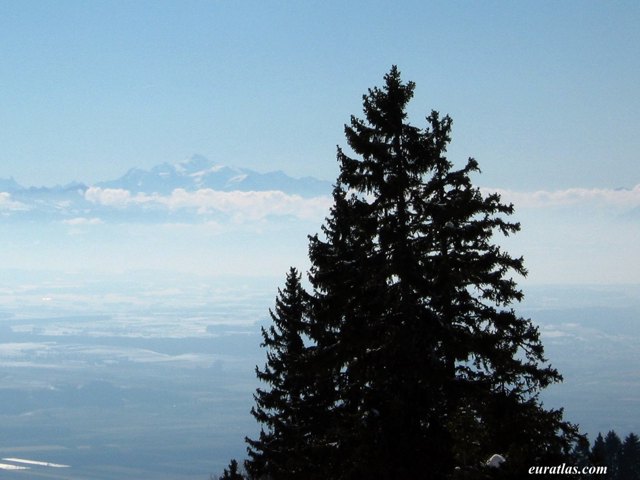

0,1,638,191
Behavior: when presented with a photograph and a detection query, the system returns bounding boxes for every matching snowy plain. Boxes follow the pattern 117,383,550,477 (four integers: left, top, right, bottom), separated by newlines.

0,272,638,478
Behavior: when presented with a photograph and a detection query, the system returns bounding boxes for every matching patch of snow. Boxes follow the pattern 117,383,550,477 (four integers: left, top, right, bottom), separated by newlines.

0,462,29,470
227,174,248,184
486,454,505,468
3,458,70,468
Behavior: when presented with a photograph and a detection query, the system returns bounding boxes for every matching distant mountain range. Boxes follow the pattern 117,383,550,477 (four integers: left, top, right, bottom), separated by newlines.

0,156,332,223
0,155,331,197
97,155,331,196
0,155,332,197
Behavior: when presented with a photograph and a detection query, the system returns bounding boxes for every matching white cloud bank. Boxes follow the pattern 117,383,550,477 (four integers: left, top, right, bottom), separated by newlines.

483,184,640,209
0,192,28,211
84,184,640,219
85,187,332,220
62,217,104,226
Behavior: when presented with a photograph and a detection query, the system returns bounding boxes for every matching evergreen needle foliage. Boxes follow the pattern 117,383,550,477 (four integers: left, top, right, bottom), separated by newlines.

589,430,640,480
245,67,580,479
216,459,245,480
246,268,328,479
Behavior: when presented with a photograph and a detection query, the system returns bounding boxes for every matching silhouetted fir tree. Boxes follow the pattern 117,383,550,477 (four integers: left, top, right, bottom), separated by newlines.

585,431,640,480
304,183,373,477
245,267,319,479
592,433,607,467
242,67,582,479
619,433,640,480
304,66,578,479
572,435,592,468
605,430,624,479
216,459,245,480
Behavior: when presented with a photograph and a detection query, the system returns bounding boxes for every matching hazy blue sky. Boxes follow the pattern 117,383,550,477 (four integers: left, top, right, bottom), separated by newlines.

0,1,638,189
0,1,638,284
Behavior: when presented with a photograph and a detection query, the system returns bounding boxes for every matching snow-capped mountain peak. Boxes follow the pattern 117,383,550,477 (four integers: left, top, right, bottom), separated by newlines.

174,154,215,175
96,155,330,196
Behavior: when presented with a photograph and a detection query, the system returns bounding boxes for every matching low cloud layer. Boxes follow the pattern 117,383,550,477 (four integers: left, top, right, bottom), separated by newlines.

483,184,640,209
62,217,104,226
0,192,28,211
85,187,332,221
1,182,638,283
85,184,640,218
